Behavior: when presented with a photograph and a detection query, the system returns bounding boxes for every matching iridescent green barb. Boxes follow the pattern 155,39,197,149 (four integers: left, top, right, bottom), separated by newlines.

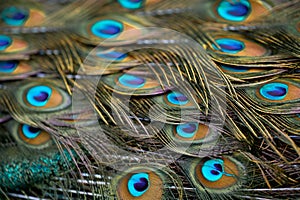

1,149,74,189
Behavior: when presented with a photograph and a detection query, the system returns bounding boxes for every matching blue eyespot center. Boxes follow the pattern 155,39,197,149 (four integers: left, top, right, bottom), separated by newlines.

1,6,29,26
96,51,127,61
0,35,12,51
0,61,18,73
220,64,248,72
22,124,41,139
128,173,150,197
118,74,146,88
214,38,245,54
211,163,223,175
91,19,123,39
217,0,251,22
259,82,288,101
118,0,144,9
201,159,225,182
26,85,52,107
167,91,189,105
176,123,198,138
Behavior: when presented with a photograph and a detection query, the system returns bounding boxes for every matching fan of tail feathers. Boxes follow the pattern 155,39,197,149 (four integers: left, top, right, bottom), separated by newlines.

0,0,300,199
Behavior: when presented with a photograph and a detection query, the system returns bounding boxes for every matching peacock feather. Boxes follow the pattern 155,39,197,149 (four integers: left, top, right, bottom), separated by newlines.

0,0,299,199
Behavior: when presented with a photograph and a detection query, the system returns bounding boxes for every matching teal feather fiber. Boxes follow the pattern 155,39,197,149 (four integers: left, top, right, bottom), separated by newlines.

0,0,300,199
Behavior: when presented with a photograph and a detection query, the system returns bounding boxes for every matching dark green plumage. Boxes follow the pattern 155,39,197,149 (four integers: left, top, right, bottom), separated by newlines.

0,0,299,199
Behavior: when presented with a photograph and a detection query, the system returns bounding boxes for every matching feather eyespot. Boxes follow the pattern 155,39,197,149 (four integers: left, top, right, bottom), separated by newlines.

17,82,71,111
0,60,17,73
1,6,45,26
116,169,164,199
91,19,124,39
256,79,300,102
163,91,198,108
174,123,209,141
192,157,242,190
213,0,270,23
176,123,198,139
22,124,41,139
115,72,163,94
127,173,150,197
212,35,268,57
102,68,166,95
0,60,35,77
26,85,52,107
78,15,150,45
4,121,53,149
0,35,12,51
201,159,233,182
118,74,146,89
214,38,245,54
17,124,52,147
166,91,189,106
118,0,144,10
217,0,251,22
1,6,29,26
0,34,28,53
161,122,218,149
113,165,183,199
259,82,288,101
